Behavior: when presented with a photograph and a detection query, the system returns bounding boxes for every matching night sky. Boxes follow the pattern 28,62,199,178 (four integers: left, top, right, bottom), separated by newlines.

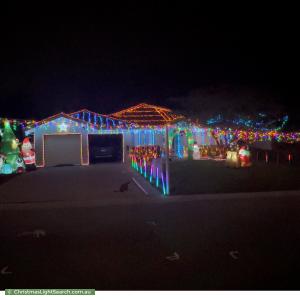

0,9,299,126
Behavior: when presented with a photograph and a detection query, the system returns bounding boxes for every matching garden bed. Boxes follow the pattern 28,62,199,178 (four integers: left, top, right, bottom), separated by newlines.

170,160,300,195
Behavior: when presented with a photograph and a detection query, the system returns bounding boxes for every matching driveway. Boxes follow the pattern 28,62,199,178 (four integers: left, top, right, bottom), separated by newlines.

0,163,160,206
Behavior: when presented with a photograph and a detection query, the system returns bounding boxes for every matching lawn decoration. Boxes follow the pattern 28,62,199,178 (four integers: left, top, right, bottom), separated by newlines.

172,130,185,159
16,157,26,173
1,162,13,175
0,120,24,174
225,142,252,168
0,154,3,169
200,146,209,159
192,142,201,160
170,126,194,160
226,150,240,168
183,147,188,159
238,145,252,167
225,142,240,168
21,137,36,168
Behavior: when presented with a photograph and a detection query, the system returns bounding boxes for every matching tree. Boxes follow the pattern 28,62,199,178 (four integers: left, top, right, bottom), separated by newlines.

167,84,286,129
0,120,24,172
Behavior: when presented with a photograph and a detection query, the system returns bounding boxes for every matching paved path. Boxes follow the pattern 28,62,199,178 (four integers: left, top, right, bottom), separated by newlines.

0,163,161,206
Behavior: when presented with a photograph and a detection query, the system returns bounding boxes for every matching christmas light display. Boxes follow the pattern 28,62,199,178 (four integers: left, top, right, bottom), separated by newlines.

25,105,300,157
69,109,132,129
130,146,168,195
0,118,36,131
210,128,300,144
29,113,101,132
26,113,128,136
110,103,184,126
129,146,161,163
58,122,69,132
0,120,25,174
206,145,226,159
13,103,300,171
167,124,196,160
206,114,289,131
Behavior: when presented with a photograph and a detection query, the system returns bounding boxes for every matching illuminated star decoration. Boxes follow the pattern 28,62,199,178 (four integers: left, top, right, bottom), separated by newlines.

58,122,69,132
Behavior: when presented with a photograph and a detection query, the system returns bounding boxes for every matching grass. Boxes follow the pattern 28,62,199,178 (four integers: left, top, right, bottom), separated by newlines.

170,159,300,195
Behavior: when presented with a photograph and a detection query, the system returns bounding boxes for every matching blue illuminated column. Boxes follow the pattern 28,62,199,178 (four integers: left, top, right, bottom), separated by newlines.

138,130,141,146
165,125,170,195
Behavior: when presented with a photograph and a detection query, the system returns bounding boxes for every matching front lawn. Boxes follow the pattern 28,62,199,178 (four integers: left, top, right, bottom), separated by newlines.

170,160,300,195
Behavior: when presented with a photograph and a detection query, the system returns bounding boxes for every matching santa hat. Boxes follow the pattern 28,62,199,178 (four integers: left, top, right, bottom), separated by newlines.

23,137,31,145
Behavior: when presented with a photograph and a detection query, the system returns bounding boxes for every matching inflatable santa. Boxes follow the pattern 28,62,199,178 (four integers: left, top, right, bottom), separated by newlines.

238,146,252,167
21,137,36,168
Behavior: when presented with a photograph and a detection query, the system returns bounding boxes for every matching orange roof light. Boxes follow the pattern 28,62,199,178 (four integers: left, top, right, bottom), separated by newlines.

110,103,184,126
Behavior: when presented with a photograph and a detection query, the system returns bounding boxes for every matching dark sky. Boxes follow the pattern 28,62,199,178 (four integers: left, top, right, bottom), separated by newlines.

0,9,299,125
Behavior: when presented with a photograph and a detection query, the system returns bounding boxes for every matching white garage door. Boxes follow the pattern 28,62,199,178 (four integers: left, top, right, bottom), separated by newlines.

44,135,81,167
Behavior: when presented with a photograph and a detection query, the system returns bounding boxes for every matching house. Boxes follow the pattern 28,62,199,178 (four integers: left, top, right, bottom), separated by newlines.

24,103,214,167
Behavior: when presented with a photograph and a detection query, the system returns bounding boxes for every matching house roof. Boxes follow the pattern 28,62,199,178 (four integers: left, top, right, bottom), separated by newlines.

69,109,121,121
24,103,186,134
24,112,94,135
68,108,132,128
110,103,184,126
34,112,91,127
26,110,132,135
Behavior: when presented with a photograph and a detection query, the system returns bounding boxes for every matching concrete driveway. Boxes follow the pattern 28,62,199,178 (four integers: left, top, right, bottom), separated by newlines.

0,163,160,206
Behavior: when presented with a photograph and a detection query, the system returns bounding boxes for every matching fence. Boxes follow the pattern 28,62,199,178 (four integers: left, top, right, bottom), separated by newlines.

251,146,300,165
129,146,168,195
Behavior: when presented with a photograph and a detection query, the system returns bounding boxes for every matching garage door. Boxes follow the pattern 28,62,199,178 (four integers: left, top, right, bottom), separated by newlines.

89,134,122,163
44,135,81,167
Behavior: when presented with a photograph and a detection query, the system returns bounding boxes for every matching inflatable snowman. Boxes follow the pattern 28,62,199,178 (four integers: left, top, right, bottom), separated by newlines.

192,142,201,160
21,137,36,168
